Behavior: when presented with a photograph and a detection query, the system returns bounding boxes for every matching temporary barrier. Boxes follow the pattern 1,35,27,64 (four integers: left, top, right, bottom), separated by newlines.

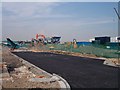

44,44,119,58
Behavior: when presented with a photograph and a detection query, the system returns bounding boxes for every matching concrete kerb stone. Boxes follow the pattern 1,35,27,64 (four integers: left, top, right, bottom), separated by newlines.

10,52,52,77
10,51,71,89
53,73,71,89
103,60,120,67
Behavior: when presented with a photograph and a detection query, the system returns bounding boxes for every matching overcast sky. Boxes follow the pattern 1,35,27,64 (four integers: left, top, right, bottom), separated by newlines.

2,2,118,42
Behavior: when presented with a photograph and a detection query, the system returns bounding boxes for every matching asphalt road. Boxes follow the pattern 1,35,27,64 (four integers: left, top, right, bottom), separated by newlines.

13,52,119,88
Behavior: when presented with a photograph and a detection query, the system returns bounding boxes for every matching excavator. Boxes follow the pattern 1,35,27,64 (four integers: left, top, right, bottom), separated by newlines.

2,38,20,50
6,38,20,50
34,34,61,45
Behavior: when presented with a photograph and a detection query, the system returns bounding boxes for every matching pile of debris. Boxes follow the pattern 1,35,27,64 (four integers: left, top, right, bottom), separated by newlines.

2,46,60,89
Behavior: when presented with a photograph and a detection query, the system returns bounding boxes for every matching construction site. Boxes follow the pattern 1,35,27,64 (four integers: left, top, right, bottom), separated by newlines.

1,1,120,90
0,33,119,89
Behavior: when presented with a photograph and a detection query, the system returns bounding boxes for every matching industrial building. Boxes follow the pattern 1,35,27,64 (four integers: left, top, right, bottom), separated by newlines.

92,36,110,45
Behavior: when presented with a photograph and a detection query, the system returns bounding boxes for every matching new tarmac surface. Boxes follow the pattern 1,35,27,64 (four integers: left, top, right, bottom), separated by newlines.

13,52,119,88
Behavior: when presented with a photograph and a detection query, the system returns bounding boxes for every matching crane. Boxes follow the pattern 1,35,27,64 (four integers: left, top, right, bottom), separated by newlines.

114,8,120,20
114,8,120,41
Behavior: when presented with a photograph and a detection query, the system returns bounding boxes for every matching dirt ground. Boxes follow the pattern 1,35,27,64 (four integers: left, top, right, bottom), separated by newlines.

1,46,60,89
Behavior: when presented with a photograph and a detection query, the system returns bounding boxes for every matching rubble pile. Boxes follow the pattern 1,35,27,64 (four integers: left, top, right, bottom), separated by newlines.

2,46,60,89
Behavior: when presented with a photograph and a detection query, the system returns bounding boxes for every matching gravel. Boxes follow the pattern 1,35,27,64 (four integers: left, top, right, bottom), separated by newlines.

2,46,60,89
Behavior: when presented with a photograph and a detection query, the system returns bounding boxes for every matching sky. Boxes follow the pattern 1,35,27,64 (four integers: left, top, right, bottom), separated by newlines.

2,2,118,42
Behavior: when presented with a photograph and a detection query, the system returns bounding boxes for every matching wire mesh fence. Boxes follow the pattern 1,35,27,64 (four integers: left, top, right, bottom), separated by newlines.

36,43,119,58
2,40,119,58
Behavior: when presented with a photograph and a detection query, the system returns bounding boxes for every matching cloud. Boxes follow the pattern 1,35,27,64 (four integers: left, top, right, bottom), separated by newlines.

33,14,74,18
2,17,117,41
3,15,116,28
75,19,115,26
2,2,59,17
2,2,75,23
2,2,117,41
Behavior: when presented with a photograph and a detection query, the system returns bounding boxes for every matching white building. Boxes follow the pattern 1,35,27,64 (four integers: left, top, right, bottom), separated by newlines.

89,36,120,43
89,38,95,42
110,37,119,42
